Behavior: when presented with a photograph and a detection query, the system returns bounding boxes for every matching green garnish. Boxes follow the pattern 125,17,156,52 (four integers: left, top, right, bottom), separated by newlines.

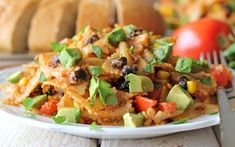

7,71,22,83
88,66,102,76
98,80,118,105
153,40,173,62
144,64,154,73
22,95,47,110
91,45,103,58
124,24,136,35
79,26,87,34
208,112,218,115
38,72,47,82
172,118,189,124
175,58,193,73
129,46,134,54
59,48,82,69
90,122,102,131
146,58,157,64
53,107,81,124
52,116,66,124
89,76,99,100
106,28,126,45
198,77,211,85
51,42,66,52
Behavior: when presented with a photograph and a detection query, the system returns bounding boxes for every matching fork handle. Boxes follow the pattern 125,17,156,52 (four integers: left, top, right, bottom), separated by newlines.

217,88,235,147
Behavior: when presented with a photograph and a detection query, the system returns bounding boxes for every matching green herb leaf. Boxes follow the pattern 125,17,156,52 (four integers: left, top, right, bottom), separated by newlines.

98,80,118,105
51,42,66,52
208,112,218,115
52,116,66,124
129,46,134,54
91,45,103,58
175,58,193,73
90,94,97,107
124,24,136,35
22,98,34,110
88,66,102,76
199,77,211,85
144,64,154,73
90,122,102,131
89,76,99,99
38,72,47,82
172,118,189,124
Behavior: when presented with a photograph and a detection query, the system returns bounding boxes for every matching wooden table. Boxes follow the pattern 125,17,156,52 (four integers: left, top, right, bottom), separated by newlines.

0,62,222,147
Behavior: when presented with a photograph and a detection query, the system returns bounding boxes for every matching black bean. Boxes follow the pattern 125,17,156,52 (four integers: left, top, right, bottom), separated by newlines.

122,65,138,76
50,55,60,67
69,68,87,84
111,57,127,69
111,77,129,92
85,34,99,45
179,76,188,89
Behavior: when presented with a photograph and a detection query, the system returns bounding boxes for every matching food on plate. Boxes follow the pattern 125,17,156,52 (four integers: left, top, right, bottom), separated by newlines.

0,0,40,53
155,0,235,30
76,0,115,32
224,42,235,70
173,18,234,59
28,0,78,52
116,0,166,35
1,25,229,127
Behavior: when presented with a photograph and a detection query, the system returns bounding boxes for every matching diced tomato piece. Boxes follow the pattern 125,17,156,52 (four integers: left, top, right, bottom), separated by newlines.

135,95,158,112
159,102,177,113
39,99,59,116
211,64,232,87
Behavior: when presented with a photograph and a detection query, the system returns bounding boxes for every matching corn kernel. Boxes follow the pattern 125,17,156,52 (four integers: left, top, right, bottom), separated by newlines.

187,81,197,94
157,70,170,79
19,77,28,86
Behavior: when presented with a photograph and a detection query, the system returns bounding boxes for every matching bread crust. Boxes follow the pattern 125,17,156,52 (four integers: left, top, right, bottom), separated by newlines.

115,0,166,35
28,0,78,52
76,0,115,33
0,0,40,53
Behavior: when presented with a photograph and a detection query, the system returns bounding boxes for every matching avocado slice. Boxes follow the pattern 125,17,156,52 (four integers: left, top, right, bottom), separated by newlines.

125,73,154,93
166,85,193,111
224,43,235,61
106,28,126,45
54,107,80,124
123,113,144,127
7,71,22,83
22,95,48,110
59,48,82,69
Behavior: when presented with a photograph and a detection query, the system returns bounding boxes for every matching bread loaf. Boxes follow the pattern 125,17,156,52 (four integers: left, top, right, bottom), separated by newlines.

76,0,115,33
0,0,40,53
115,0,166,35
28,0,79,52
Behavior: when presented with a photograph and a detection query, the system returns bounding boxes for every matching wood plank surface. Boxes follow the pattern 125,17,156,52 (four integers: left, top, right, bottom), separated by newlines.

101,127,219,147
0,118,97,147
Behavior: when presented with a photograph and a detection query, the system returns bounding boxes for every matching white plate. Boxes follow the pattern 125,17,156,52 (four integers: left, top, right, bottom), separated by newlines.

0,66,234,139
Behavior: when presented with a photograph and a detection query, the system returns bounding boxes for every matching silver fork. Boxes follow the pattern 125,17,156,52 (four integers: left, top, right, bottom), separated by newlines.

200,51,235,147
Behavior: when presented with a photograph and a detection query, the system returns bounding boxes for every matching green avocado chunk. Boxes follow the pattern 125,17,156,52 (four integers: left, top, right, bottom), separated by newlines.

224,43,235,61
166,85,193,111
123,113,144,127
54,107,80,124
153,45,172,62
125,73,154,93
59,48,81,69
124,24,136,35
106,28,126,45
229,61,235,70
23,95,48,110
7,71,22,83
175,58,193,73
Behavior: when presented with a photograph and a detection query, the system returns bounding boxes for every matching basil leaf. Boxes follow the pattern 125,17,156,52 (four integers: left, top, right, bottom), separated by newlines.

144,64,154,73
52,116,66,124
22,98,34,110
91,45,103,58
51,42,66,52
199,77,211,85
88,66,102,76
90,122,102,131
38,72,47,82
208,112,218,115
129,46,134,54
172,118,189,124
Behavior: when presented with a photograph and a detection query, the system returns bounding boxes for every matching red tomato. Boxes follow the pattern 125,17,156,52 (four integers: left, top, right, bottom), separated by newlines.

134,95,158,112
211,64,232,87
159,102,176,113
147,87,163,100
173,18,233,59
40,99,59,116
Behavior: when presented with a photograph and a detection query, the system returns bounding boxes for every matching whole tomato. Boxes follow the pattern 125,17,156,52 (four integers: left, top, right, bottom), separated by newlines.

173,18,233,59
